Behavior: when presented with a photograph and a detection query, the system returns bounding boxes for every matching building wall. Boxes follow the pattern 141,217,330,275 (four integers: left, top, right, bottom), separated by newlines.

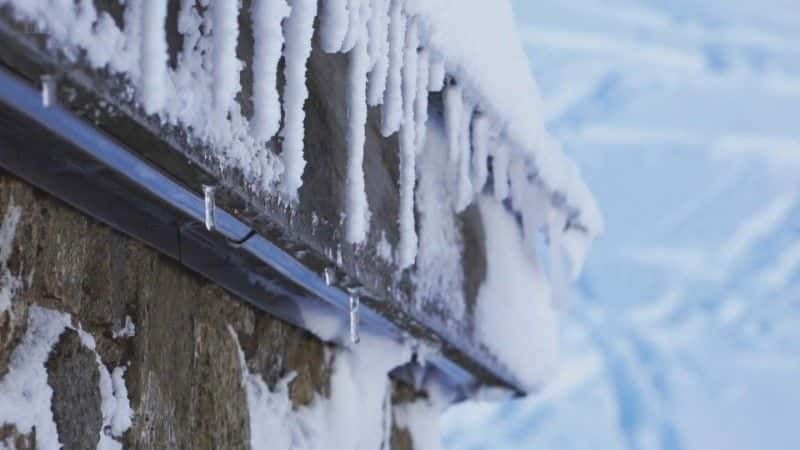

0,173,418,449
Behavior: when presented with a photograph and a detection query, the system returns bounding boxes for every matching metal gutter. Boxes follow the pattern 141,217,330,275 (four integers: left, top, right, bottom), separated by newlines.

0,65,525,397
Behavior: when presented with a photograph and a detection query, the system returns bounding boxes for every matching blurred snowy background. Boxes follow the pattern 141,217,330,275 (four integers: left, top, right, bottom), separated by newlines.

442,0,800,449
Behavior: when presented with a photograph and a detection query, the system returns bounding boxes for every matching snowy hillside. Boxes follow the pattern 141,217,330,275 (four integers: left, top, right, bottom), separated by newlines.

443,0,800,449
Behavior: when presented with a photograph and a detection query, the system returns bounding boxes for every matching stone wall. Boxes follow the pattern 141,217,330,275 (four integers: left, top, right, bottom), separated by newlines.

0,173,419,449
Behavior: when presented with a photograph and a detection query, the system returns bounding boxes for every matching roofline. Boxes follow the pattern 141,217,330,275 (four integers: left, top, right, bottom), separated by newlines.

0,64,528,397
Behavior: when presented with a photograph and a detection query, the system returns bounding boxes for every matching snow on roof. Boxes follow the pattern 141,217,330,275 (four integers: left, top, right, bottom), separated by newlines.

412,0,549,153
410,0,603,232
3,0,603,390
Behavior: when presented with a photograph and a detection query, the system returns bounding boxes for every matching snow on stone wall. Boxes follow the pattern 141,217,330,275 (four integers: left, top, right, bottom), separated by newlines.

235,327,413,450
0,200,133,450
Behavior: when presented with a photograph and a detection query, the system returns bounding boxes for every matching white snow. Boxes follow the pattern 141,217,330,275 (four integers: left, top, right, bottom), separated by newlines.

75,326,134,450
344,14,370,244
140,0,168,114
111,315,136,339
319,0,349,53
366,0,390,106
251,0,290,143
0,306,70,450
339,0,363,53
232,325,413,450
231,325,297,450
414,121,467,325
0,206,133,450
280,0,319,200
0,301,134,450
406,0,601,236
3,0,602,404
0,198,21,314
546,209,569,308
376,231,393,262
3,0,601,245
96,362,133,450
3,0,601,261
300,336,412,450
210,0,241,123
427,56,446,93
476,196,559,390
394,397,445,450
380,0,406,137
414,49,431,154
397,19,419,269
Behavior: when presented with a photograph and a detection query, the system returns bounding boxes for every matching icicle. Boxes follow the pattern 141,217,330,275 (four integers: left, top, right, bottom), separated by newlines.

547,209,569,308
211,0,240,119
428,56,445,92
380,0,406,137
177,0,201,60
251,0,290,143
471,113,490,193
40,75,57,108
319,0,348,53
323,266,337,285
366,0,390,106
455,104,474,212
141,0,168,114
366,0,388,65
492,144,510,201
397,19,419,269
510,161,549,257
124,0,144,78
349,295,360,344
203,185,217,231
560,231,591,281
340,0,362,53
414,49,430,154
345,14,370,244
443,83,463,162
280,0,319,200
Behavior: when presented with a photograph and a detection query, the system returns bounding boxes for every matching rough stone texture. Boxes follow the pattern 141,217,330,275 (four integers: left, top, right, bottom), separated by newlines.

0,424,35,449
46,329,103,450
0,173,416,449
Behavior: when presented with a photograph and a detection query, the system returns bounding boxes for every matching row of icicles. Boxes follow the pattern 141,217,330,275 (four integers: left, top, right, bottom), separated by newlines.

139,0,507,270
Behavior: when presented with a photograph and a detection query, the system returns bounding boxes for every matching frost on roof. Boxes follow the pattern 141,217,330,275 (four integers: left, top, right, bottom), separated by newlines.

1,0,603,391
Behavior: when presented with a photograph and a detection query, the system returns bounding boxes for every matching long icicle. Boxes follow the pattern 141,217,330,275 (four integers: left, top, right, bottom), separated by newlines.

414,48,430,154
251,0,290,143
398,18,419,268
428,56,446,92
340,0,362,52
140,0,168,114
367,0,390,106
319,0,348,53
345,3,371,244
380,0,406,137
211,0,240,121
280,0,319,200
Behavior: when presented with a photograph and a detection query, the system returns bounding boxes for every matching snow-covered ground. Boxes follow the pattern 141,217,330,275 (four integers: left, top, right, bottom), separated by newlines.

443,1,800,449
